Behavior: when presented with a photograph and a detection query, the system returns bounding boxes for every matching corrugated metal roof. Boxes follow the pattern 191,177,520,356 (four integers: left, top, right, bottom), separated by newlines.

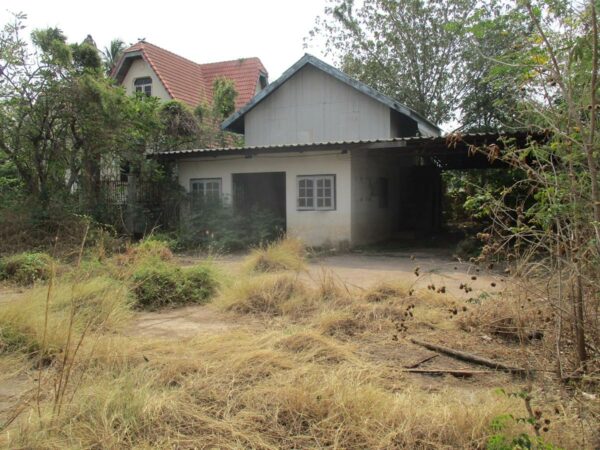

154,131,541,158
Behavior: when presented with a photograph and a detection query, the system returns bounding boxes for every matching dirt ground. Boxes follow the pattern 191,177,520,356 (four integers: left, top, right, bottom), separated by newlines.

0,249,512,415
159,249,504,338
132,249,518,391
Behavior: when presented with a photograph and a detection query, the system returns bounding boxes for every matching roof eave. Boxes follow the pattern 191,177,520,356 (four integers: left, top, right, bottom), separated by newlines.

112,50,144,84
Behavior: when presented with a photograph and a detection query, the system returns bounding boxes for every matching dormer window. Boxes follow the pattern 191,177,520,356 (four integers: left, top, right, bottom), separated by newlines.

134,77,152,96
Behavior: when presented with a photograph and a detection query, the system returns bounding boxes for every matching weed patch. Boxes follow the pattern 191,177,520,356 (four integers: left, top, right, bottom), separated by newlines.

131,262,219,310
0,252,53,285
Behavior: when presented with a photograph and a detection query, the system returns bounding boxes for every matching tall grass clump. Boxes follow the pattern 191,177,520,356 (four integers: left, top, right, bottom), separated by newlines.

0,251,53,285
0,276,132,357
244,237,306,273
114,238,174,267
215,273,314,317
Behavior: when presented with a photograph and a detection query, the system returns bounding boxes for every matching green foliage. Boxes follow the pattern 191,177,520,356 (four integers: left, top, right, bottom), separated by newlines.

0,252,53,285
310,0,475,124
131,261,218,310
179,201,285,252
0,325,39,354
212,77,238,118
157,100,199,150
102,38,125,75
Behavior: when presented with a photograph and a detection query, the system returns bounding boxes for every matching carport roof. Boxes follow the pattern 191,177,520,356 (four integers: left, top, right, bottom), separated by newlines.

154,131,547,170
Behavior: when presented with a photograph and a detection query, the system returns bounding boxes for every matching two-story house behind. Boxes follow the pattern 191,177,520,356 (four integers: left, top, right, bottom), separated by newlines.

112,40,268,111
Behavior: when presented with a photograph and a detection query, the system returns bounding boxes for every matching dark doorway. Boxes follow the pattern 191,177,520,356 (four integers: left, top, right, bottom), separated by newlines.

397,166,443,234
232,172,287,230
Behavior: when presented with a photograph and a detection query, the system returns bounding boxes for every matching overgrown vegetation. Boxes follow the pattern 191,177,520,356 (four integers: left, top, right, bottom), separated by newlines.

0,252,53,285
178,202,285,251
132,262,218,310
244,237,306,272
1,243,596,448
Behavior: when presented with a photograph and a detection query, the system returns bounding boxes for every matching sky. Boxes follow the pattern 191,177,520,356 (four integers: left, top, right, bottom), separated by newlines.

0,0,333,80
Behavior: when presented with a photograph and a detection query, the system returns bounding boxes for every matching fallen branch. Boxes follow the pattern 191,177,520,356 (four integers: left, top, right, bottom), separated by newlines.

404,353,439,369
410,338,531,376
402,368,492,377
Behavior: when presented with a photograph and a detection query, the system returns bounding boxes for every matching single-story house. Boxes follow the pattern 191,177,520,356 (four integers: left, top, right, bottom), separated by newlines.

157,54,522,247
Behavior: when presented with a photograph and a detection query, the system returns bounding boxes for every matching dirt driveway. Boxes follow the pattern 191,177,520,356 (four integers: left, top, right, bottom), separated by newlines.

306,249,503,296
138,249,504,339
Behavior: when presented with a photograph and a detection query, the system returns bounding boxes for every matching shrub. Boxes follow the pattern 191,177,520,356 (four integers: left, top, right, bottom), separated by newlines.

131,262,218,310
179,203,285,251
244,238,306,273
0,251,53,285
0,325,39,354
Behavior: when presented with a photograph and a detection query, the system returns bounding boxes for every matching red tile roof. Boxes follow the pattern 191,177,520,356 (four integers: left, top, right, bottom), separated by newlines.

115,41,267,109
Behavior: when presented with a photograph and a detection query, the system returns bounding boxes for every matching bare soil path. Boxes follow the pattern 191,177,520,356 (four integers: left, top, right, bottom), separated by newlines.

141,249,504,339
126,304,239,338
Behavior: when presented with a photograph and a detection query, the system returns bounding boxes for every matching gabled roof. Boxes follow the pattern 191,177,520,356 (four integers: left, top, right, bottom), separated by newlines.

221,54,441,136
112,41,268,109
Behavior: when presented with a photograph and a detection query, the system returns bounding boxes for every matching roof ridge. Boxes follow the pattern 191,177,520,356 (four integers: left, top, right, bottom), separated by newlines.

130,41,202,68
200,56,262,66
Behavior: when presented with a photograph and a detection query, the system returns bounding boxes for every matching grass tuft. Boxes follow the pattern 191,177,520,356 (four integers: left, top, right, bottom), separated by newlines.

215,273,313,317
244,238,306,273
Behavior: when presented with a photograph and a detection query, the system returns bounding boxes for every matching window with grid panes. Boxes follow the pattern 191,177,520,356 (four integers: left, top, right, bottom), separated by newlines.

134,77,152,96
190,178,222,203
297,175,335,210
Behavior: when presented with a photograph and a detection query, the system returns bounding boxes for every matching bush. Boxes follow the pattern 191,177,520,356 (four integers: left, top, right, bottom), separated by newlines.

131,262,218,310
0,251,53,285
0,325,40,354
179,202,285,251
244,238,306,273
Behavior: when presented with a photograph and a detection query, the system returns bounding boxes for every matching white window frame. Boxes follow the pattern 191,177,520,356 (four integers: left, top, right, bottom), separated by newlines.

134,77,152,96
297,175,336,211
190,178,222,201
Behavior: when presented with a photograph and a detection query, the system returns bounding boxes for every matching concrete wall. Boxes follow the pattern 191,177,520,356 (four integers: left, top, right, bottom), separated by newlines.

176,150,352,247
244,65,392,146
121,58,171,101
350,149,403,246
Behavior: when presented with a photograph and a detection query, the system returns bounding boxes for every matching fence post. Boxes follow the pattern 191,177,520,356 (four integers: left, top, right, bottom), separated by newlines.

126,173,138,235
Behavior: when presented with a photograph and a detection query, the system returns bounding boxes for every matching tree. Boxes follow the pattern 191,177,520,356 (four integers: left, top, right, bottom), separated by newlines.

212,76,237,119
102,38,125,75
309,0,477,125
309,0,528,129
0,14,136,213
466,0,600,374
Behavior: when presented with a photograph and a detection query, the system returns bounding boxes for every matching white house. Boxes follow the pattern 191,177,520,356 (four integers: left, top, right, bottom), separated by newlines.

157,54,505,247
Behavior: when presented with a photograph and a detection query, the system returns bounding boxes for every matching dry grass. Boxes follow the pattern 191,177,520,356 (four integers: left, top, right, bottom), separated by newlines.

4,326,588,449
458,293,552,343
362,280,411,302
0,251,596,449
0,276,132,357
243,237,306,273
214,273,319,318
